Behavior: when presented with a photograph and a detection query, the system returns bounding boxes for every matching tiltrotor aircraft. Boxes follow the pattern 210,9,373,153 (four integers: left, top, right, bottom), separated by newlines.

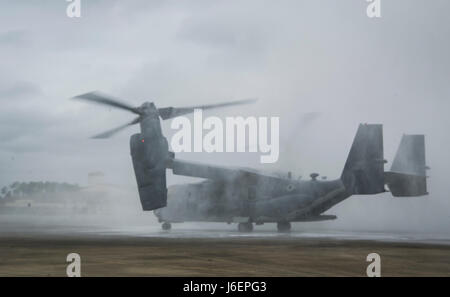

74,92,429,232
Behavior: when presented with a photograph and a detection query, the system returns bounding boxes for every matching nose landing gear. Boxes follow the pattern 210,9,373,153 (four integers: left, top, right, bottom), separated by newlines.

238,222,253,232
162,222,172,231
277,222,291,232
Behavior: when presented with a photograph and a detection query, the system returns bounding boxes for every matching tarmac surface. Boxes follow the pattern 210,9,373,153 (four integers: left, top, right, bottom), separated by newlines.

0,214,449,276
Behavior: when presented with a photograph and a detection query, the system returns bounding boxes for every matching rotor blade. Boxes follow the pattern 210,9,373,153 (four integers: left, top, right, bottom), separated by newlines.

73,91,141,115
158,98,258,120
91,117,140,139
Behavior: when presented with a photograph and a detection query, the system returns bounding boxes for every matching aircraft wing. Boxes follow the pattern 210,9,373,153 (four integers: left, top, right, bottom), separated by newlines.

167,158,287,185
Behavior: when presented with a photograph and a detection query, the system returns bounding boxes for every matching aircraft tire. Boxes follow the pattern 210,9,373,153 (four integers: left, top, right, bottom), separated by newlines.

162,222,172,231
277,222,291,232
238,222,253,232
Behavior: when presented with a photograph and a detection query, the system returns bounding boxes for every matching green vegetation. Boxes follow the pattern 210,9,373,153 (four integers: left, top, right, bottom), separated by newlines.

0,182,80,200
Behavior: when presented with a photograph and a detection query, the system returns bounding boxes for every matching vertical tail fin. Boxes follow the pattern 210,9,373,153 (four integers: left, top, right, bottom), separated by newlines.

341,124,386,195
390,135,426,176
385,135,428,197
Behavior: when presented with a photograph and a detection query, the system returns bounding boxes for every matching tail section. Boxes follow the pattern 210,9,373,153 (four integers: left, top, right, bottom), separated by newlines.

341,124,386,195
385,135,428,197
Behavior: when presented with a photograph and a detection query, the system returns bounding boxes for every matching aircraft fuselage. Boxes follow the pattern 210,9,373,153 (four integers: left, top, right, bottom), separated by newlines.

154,178,348,224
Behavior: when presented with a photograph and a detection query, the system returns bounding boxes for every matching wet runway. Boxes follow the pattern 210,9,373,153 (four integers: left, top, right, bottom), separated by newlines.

1,214,450,276
87,226,450,246
1,214,450,246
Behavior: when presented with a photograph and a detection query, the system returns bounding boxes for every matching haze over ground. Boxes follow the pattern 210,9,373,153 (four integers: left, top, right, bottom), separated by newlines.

0,1,449,234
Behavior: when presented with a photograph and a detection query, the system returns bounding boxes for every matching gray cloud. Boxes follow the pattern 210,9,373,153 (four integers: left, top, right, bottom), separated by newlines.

0,81,41,98
178,15,266,51
0,30,30,46
0,0,449,233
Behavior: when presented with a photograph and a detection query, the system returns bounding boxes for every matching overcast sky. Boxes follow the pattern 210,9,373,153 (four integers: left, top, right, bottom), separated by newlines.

0,1,449,232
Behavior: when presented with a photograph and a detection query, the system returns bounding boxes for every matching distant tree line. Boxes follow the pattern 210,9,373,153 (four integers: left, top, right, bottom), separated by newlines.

0,181,81,200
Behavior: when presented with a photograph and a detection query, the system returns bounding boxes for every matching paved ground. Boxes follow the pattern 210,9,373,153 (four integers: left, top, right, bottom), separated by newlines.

0,215,449,276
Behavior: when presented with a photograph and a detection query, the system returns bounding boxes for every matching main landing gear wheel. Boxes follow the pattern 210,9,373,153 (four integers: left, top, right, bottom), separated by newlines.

162,222,172,231
277,222,291,232
238,222,253,232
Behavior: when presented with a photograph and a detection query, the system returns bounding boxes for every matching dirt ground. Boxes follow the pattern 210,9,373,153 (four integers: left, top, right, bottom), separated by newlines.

0,235,449,276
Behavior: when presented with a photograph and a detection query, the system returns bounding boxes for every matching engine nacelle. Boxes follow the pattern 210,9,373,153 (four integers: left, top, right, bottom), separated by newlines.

130,133,169,210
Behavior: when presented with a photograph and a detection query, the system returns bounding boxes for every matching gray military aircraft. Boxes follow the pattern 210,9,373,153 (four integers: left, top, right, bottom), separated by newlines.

74,92,429,232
